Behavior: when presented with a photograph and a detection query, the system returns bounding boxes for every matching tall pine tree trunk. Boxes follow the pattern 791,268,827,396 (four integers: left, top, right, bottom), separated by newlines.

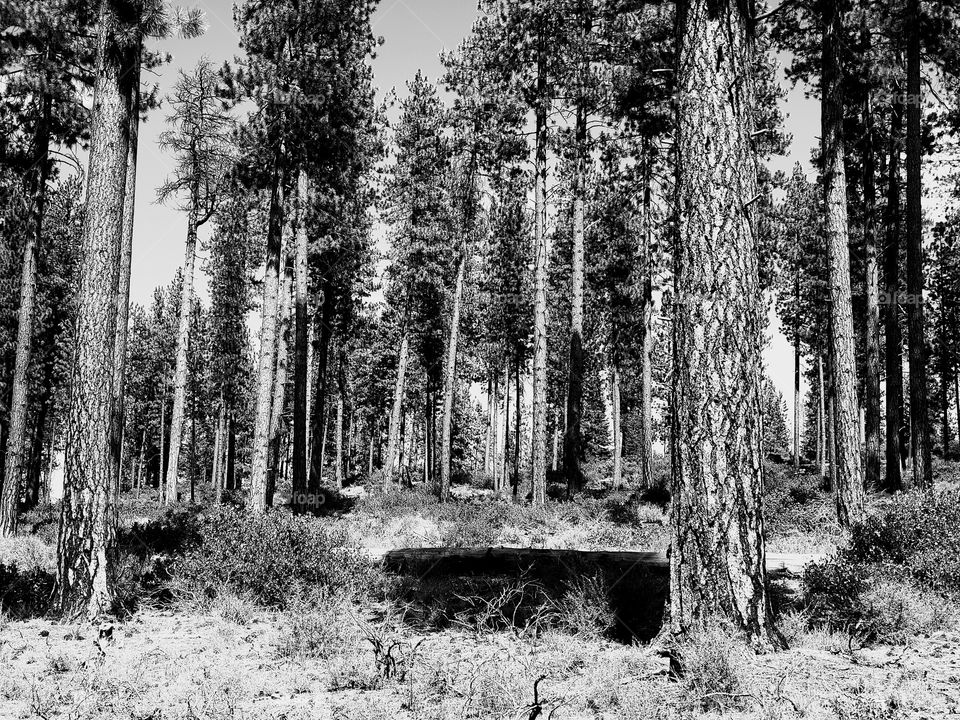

565,101,586,495
383,330,410,489
611,363,622,489
164,193,200,505
334,349,345,489
906,0,932,487
883,96,904,492
817,352,826,480
267,251,292,505
500,356,510,497
308,289,333,490
821,0,865,524
111,43,140,499
530,51,549,506
0,83,51,537
639,143,655,489
293,169,310,508
671,0,780,646
440,247,467,502
56,0,132,620
249,167,285,512
861,23,882,490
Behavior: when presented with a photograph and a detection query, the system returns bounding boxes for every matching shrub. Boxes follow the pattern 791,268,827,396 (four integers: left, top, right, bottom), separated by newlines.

555,574,615,639
845,489,960,593
0,563,54,619
170,507,377,608
676,624,750,712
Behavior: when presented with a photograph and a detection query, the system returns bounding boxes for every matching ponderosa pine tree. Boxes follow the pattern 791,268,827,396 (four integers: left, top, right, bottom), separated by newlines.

56,0,134,620
821,0,865,524
670,0,781,646
157,60,234,505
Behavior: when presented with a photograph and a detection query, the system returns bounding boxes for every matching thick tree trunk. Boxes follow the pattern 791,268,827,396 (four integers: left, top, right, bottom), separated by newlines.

671,0,780,646
383,330,410,489
111,44,140,500
793,338,801,470
861,26,882,490
248,167,285,512
821,0,865,524
551,406,559,472
484,373,493,477
440,248,467,502
906,0,932,487
530,52,549,506
0,86,51,537
293,169,310,508
267,251,292,505
565,103,586,496
163,200,200,505
883,97,904,492
514,354,522,499
57,0,131,620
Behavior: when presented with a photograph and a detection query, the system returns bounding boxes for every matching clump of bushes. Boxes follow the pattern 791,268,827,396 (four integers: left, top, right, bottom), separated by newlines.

801,488,960,644
845,489,960,592
0,563,54,618
170,507,379,609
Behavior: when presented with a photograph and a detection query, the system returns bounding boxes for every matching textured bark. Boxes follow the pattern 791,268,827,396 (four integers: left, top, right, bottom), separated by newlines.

500,357,510,497
440,249,467,502
267,251,292,505
530,52,549,506
57,0,131,620
334,349,345,489
308,289,333,490
905,0,932,487
163,190,200,505
111,44,140,499
513,355,521,499
883,99,904,492
611,364,622,489
817,353,827,480
861,28,882,489
821,0,865,524
248,168,285,512
671,0,779,646
383,331,410,490
292,170,310,506
484,374,493,476
565,102,586,495
793,339,801,470
639,151,654,489
0,82,51,537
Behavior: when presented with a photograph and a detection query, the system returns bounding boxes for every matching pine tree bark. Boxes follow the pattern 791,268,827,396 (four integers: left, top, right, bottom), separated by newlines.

821,0,865,524
883,96,904,492
906,0,932,487
111,42,140,500
565,102,586,495
292,169,310,507
817,352,826,480
163,185,200,505
0,78,51,537
334,348,345,489
56,0,131,620
671,0,780,646
611,364,622,489
383,330,410,489
267,251,292,504
861,25,882,490
530,51,549,506
440,247,467,502
640,156,655,489
249,167,285,512
308,289,333,490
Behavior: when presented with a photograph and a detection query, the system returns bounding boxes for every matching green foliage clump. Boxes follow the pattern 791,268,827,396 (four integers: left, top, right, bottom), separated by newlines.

171,508,377,609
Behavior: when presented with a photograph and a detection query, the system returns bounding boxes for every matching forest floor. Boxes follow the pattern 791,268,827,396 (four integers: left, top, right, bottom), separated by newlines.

2,460,960,719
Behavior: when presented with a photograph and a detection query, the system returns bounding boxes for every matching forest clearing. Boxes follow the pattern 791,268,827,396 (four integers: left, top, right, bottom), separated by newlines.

4,0,960,718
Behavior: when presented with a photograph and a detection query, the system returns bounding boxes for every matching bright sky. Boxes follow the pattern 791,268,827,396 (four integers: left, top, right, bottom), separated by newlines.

131,0,821,446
